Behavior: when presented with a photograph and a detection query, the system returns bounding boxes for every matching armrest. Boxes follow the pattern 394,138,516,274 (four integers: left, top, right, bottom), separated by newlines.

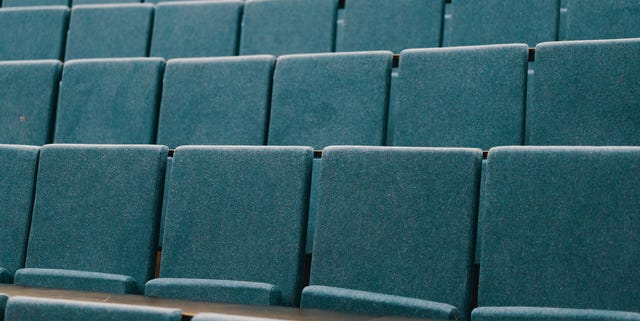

301,285,459,320
14,268,137,294
145,278,281,306
472,307,640,321
0,267,12,283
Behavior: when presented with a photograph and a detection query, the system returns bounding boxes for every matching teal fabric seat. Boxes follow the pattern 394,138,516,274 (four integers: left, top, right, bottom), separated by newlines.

448,0,559,47
0,6,68,60
473,307,640,321
303,146,482,320
146,146,312,306
337,0,445,52
0,293,6,321
150,1,243,59
4,296,181,321
527,39,640,145
0,60,61,145
65,4,154,60
193,314,286,321
239,0,337,56
2,0,68,6
564,0,640,40
391,44,529,150
75,0,141,4
0,146,40,284
54,58,164,144
156,56,275,148
479,146,640,313
15,144,168,294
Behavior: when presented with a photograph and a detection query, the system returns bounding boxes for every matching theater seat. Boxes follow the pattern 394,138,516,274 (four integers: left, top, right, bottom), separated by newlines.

4,296,182,321
472,307,640,321
192,313,285,321
0,146,39,284
0,6,68,60
565,0,640,40
302,146,482,320
54,58,164,144
2,0,68,6
15,144,167,294
74,0,141,4
146,146,312,306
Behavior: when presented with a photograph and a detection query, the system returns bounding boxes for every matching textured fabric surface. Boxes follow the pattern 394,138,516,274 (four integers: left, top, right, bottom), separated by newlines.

0,7,68,60
193,313,287,321
239,0,337,56
0,145,39,283
480,146,640,312
156,56,274,148
65,4,153,60
0,293,6,320
2,0,68,7
305,158,322,254
527,39,640,145
392,44,528,150
160,146,312,306
302,286,459,320
472,307,640,321
75,0,141,4
24,144,167,294
146,278,281,306
150,1,242,59
449,0,559,47
14,268,137,294
0,60,61,145
310,146,482,320
565,0,640,40
338,0,444,52
158,156,173,247
4,296,182,321
54,58,164,144
269,52,392,149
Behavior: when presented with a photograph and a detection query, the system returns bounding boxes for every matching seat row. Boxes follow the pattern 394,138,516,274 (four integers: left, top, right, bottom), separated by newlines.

2,0,640,61
2,38,639,150
0,144,639,321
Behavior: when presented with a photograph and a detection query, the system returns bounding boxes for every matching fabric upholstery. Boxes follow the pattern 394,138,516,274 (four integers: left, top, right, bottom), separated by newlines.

156,146,312,306
158,156,173,247
307,146,482,319
449,0,559,47
146,278,281,306
150,1,242,59
65,4,153,60
0,61,61,145
54,58,164,144
565,0,640,40
75,0,141,4
0,293,6,321
0,7,68,60
338,0,444,52
239,0,337,56
472,307,640,321
4,296,182,321
392,44,529,150
193,313,286,321
527,39,640,145
480,146,640,312
268,51,392,149
14,269,137,294
0,145,39,283
304,158,322,254
2,0,68,6
156,56,274,148
21,144,167,294
302,286,459,320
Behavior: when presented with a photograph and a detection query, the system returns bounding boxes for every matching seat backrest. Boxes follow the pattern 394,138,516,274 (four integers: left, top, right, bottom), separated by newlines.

0,60,61,145
527,38,640,145
564,0,640,40
239,0,337,56
310,146,482,318
391,44,529,150
4,296,182,321
0,6,69,60
479,146,640,312
268,51,392,149
65,4,153,60
2,0,68,6
150,1,243,59
54,58,164,144
160,146,313,306
156,56,275,148
25,144,167,293
74,0,141,4
449,0,559,47
0,146,40,283
337,0,445,53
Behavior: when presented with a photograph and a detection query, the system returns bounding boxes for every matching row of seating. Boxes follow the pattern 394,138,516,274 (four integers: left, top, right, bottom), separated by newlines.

2,38,639,150
2,0,640,61
0,144,638,320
